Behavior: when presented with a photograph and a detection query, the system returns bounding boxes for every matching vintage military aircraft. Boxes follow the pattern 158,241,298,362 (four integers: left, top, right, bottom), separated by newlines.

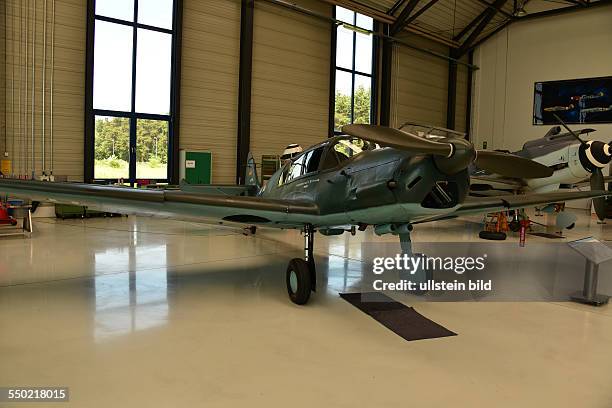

470,115,612,222
0,124,607,305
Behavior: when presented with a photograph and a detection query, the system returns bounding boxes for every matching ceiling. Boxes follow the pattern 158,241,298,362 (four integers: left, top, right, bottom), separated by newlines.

328,0,609,54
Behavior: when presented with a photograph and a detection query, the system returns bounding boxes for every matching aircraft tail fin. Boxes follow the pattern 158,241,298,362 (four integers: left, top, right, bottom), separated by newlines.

245,152,261,191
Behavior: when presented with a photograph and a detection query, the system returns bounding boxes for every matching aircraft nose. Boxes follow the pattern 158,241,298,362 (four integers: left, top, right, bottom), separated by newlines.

585,140,612,168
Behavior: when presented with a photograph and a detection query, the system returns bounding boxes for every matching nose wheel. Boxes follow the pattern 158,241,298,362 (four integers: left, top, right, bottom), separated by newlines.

286,225,316,305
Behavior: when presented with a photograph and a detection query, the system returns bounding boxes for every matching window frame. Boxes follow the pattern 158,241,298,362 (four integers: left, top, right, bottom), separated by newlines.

330,6,378,136
84,0,183,184
277,144,328,186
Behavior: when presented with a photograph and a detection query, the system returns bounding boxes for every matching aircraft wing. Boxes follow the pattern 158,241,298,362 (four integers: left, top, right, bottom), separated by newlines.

414,190,607,224
469,175,523,191
0,179,318,227
571,175,612,187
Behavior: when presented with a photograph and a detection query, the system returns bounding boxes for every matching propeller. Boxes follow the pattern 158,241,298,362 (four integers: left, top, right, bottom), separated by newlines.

553,114,610,221
341,125,453,156
341,124,552,178
590,168,607,221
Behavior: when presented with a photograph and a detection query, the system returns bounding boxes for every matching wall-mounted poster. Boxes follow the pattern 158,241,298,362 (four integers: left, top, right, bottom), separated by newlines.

533,76,612,125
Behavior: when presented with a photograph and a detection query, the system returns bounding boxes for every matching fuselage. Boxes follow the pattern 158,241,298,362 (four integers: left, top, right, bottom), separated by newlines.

259,137,469,228
472,129,610,194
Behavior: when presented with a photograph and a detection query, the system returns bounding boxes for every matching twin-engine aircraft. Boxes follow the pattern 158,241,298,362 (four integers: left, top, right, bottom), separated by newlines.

0,125,607,305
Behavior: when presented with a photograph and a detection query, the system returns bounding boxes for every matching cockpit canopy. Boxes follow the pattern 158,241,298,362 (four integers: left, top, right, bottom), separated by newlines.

277,136,380,185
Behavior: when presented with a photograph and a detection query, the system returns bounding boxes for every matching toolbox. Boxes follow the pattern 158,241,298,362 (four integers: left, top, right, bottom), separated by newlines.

55,204,86,219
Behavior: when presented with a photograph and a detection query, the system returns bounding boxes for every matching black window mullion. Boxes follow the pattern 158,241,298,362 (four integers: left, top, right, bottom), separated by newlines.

95,15,173,34
335,66,371,78
89,1,178,183
332,8,374,133
128,0,139,185
350,11,357,124
93,109,170,121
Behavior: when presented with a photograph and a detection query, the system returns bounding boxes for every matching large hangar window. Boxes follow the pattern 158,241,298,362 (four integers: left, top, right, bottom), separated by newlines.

332,6,375,133
86,0,180,184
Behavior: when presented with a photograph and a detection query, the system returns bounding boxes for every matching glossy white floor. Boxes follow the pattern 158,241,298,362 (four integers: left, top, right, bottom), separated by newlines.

1,211,611,407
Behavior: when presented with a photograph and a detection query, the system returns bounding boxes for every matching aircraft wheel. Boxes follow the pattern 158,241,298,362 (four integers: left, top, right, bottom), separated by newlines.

286,258,312,305
479,231,507,240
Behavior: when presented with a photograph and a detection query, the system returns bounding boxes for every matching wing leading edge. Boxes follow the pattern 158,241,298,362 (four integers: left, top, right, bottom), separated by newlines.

414,190,608,224
0,179,318,227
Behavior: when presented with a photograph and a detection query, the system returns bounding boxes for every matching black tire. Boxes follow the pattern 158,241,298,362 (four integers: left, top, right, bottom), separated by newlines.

286,258,312,305
479,230,507,240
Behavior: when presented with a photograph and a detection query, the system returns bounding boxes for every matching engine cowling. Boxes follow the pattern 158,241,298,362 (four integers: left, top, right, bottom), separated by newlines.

579,140,612,172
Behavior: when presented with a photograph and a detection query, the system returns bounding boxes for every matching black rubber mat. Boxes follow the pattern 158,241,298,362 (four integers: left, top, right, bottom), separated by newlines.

340,292,457,341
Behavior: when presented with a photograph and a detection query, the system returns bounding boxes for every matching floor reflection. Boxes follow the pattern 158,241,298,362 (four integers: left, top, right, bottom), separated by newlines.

94,244,169,341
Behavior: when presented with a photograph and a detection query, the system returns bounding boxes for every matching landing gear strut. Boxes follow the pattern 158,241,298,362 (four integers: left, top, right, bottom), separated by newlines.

399,231,432,294
286,225,316,305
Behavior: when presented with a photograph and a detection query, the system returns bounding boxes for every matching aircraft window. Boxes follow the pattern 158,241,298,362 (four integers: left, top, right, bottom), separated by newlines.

321,149,340,170
285,154,307,183
278,146,326,185
304,147,324,174
333,137,378,162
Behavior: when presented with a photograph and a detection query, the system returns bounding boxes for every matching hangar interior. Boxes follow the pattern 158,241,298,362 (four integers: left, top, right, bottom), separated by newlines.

1,0,612,407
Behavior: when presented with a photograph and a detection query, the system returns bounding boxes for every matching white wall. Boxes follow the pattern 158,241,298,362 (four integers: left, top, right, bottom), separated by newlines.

472,5,612,152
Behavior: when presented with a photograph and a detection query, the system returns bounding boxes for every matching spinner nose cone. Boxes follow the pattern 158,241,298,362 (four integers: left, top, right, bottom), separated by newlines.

433,138,476,175
584,140,612,169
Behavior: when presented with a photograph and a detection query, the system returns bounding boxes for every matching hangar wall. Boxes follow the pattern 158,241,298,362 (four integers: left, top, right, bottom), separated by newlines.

455,61,469,133
2,0,86,181
250,0,331,171
180,0,240,185
181,0,331,184
472,5,612,151
390,34,469,133
1,0,465,183
1,5,5,159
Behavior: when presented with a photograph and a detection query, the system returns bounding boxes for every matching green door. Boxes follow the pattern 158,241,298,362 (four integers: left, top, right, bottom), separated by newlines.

184,151,212,184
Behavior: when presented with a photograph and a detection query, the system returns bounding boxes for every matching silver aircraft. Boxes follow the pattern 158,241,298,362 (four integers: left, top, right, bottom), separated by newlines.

469,119,612,222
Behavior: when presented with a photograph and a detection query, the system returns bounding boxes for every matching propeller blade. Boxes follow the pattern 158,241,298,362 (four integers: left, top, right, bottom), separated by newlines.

590,168,607,221
475,151,554,179
341,124,453,157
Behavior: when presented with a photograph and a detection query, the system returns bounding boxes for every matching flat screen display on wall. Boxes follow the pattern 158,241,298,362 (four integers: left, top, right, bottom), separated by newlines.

533,76,612,125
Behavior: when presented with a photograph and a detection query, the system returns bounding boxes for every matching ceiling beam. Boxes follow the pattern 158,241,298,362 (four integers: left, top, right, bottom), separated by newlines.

457,0,508,56
467,16,512,51
401,0,440,28
453,7,488,42
468,0,612,52
474,0,513,18
516,0,612,20
387,0,407,16
565,0,588,6
318,0,460,47
390,0,420,35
